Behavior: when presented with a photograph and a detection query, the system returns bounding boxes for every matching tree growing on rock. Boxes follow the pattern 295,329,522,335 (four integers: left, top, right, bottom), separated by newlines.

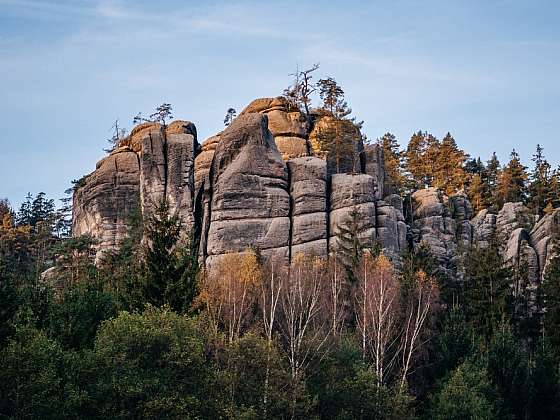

223,107,237,126
496,149,528,206
379,132,405,196
104,119,127,153
317,77,351,119
283,63,319,119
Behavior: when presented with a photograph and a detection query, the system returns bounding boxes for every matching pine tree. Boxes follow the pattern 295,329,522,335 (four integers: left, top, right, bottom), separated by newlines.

379,133,405,195
496,149,528,206
485,152,501,210
317,77,351,119
405,131,429,189
223,108,237,126
434,133,468,195
528,144,552,215
463,236,513,339
142,200,199,312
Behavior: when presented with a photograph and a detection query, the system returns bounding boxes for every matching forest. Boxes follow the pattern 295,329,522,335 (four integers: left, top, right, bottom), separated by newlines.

2,70,560,419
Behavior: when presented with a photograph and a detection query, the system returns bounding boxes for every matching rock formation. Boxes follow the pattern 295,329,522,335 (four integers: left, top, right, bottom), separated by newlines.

73,96,558,282
74,97,413,267
73,121,198,261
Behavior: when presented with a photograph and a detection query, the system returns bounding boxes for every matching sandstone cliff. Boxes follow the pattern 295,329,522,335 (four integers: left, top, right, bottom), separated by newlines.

73,97,558,282
73,97,401,264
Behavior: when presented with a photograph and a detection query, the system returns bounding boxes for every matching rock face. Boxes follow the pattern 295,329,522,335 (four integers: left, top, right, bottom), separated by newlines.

288,157,328,257
73,97,560,283
73,121,198,260
204,113,291,266
240,97,309,160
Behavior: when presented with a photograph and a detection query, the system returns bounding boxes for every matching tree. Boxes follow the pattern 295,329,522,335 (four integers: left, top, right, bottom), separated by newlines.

463,237,512,339
0,325,64,418
354,252,400,385
496,149,528,205
47,280,116,350
317,76,351,119
399,270,439,390
197,250,261,342
429,359,499,420
92,306,216,418
542,249,560,355
149,103,173,126
104,119,127,153
314,118,360,174
528,144,552,215
278,254,330,416
485,152,501,210
486,323,531,419
283,63,319,119
434,305,472,379
379,132,405,195
433,133,468,195
334,206,370,279
530,337,560,418
223,107,236,126
143,200,199,312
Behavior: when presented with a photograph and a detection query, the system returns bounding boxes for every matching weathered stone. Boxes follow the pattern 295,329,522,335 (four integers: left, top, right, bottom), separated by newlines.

530,209,560,277
205,113,290,260
471,209,497,247
73,151,141,261
363,144,385,199
74,121,198,259
329,174,376,252
496,202,531,239
288,157,328,257
240,97,309,160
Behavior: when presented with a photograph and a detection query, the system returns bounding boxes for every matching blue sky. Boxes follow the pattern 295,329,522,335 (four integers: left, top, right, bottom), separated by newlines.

1,0,559,209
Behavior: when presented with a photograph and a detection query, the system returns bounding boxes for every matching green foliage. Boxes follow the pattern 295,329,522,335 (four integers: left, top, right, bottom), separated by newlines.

543,248,560,354
143,200,199,312
486,323,531,419
529,337,560,418
47,281,116,350
380,132,405,196
463,237,512,339
0,325,64,419
434,306,473,379
92,306,216,419
429,359,500,420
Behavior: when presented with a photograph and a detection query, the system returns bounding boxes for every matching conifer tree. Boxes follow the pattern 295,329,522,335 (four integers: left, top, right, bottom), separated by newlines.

496,149,528,206
434,133,468,195
379,133,405,195
463,236,512,339
528,144,552,215
485,152,501,210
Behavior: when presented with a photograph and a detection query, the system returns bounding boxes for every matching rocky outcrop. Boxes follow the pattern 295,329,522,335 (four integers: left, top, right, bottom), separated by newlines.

309,115,364,175
363,144,385,199
529,209,560,278
376,195,407,256
73,121,198,260
288,157,328,257
329,174,377,253
240,97,309,160
73,149,141,258
204,113,291,267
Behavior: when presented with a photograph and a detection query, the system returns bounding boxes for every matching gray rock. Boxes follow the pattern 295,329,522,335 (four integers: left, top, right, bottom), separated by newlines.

206,113,291,259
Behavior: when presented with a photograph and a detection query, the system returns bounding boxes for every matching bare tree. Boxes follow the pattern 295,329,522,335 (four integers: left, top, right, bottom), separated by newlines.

196,250,262,342
355,252,401,386
326,254,348,338
104,119,127,153
283,63,319,120
279,253,330,416
399,270,439,390
259,258,287,417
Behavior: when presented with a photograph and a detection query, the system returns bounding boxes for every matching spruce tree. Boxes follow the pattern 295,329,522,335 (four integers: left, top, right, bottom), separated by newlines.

379,132,405,195
496,149,528,206
528,144,552,215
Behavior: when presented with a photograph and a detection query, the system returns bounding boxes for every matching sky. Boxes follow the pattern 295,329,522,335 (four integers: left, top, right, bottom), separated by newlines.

1,0,559,209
